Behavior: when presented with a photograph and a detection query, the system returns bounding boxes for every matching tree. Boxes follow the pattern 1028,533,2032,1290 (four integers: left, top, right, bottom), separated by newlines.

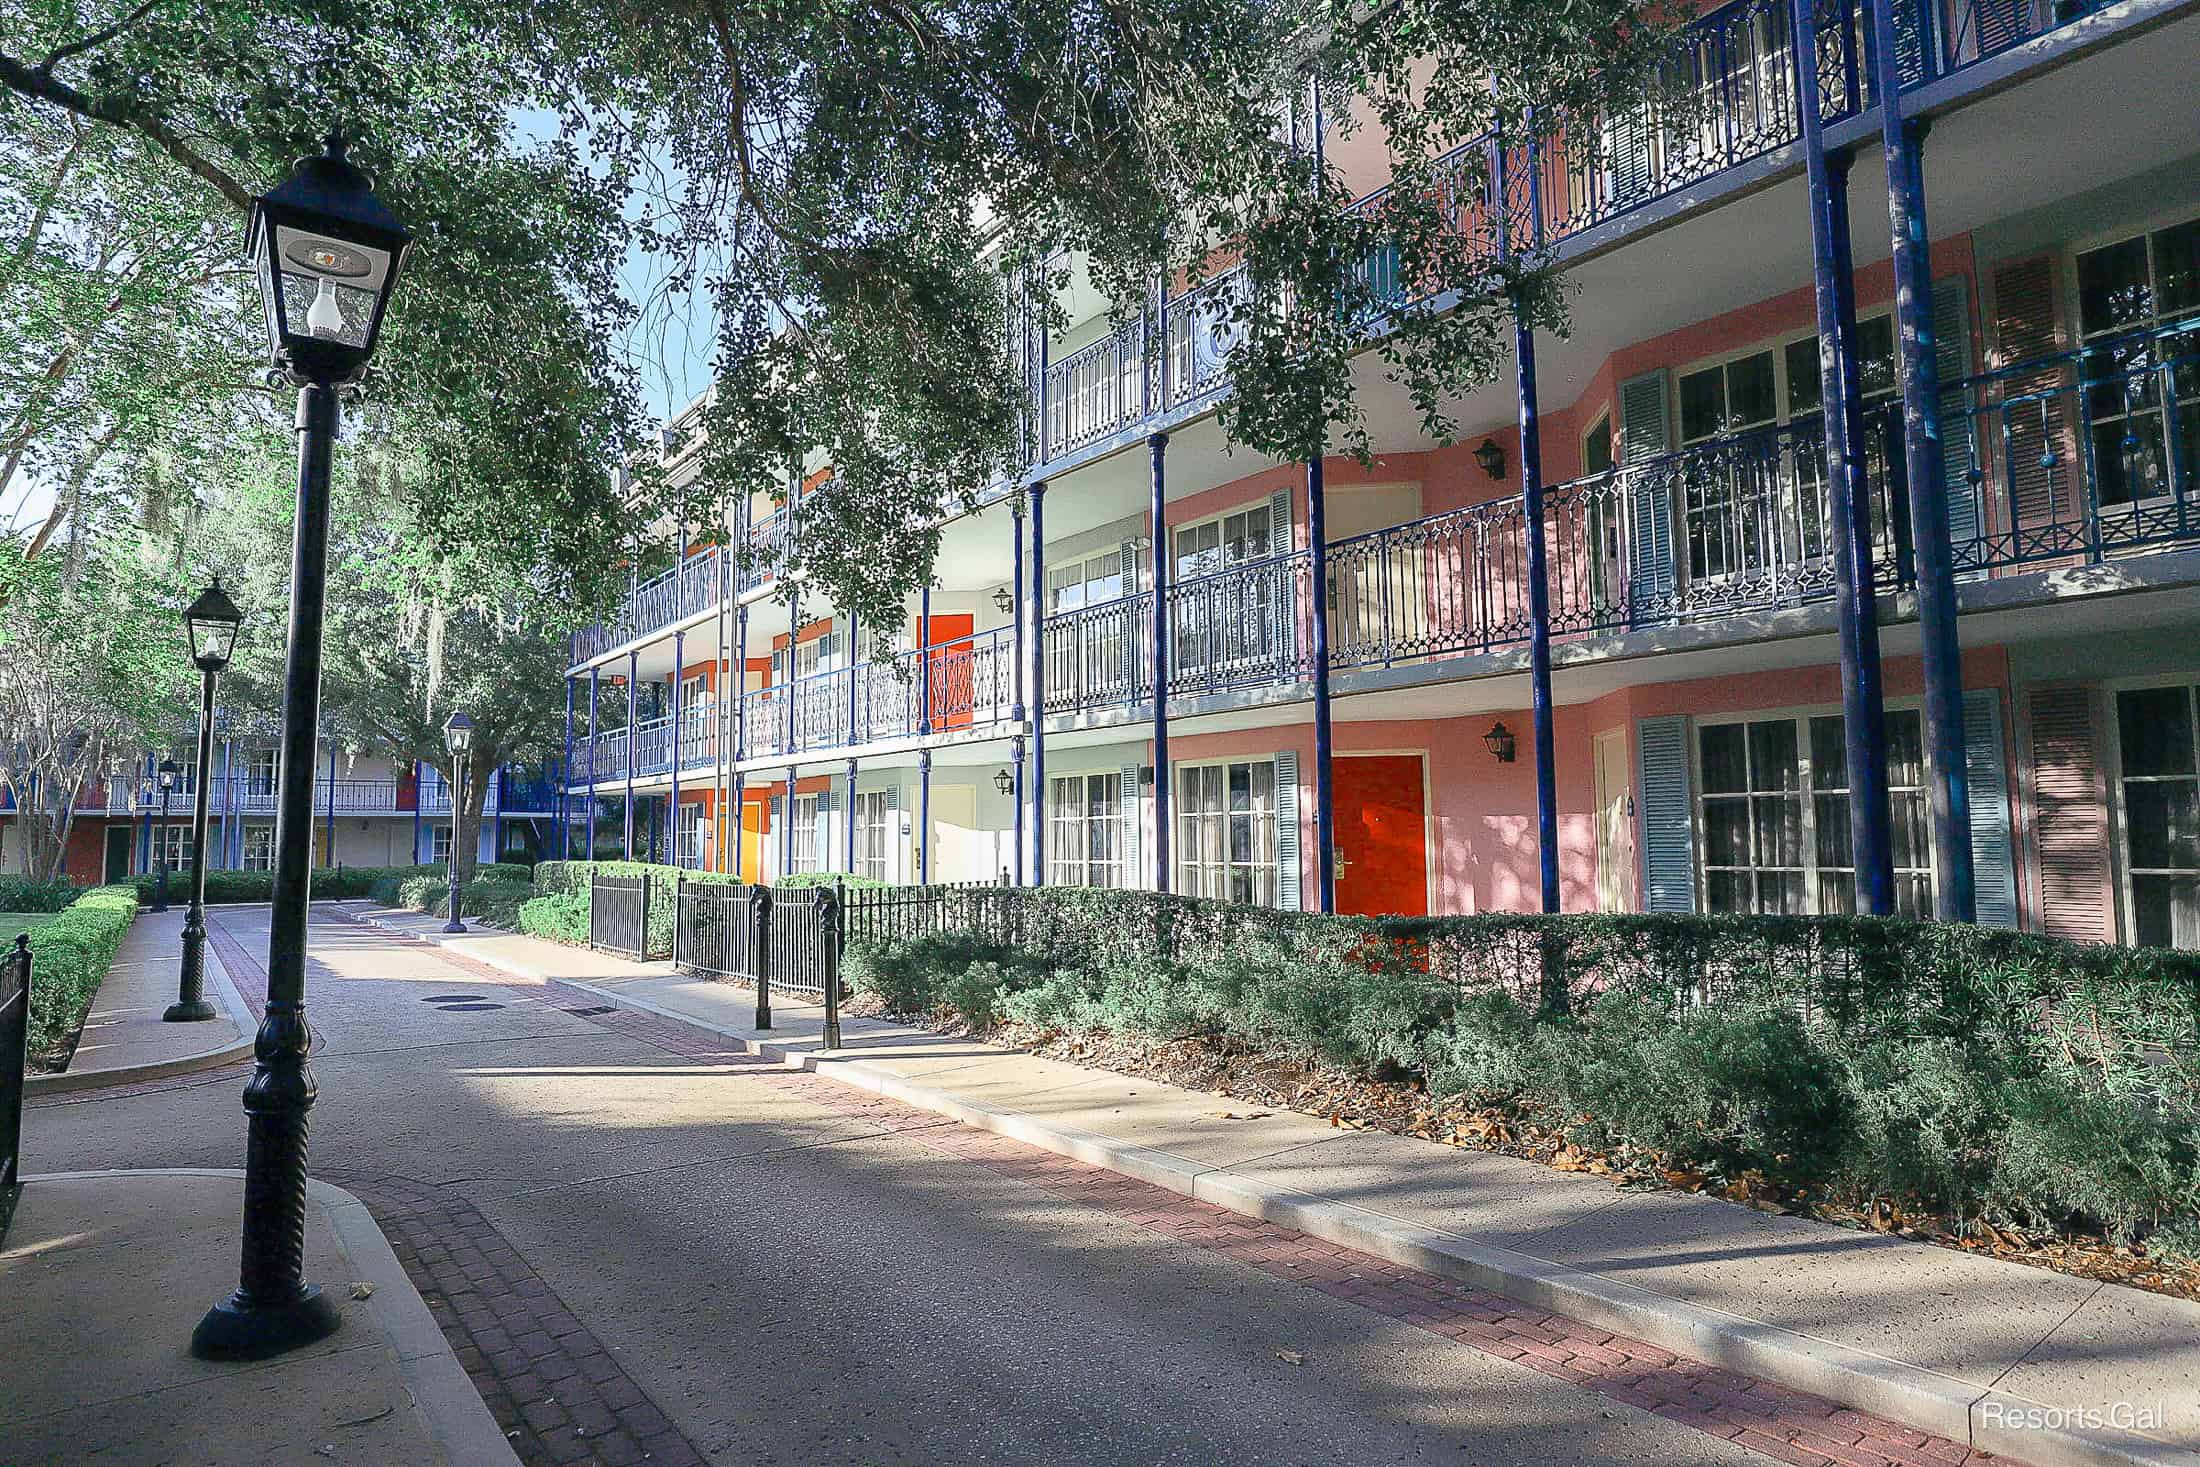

193,444,570,882
0,534,190,880
0,0,648,621
529,0,1679,629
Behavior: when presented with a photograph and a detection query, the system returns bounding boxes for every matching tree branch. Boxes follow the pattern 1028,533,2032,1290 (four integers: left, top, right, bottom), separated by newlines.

0,50,253,210
38,0,167,73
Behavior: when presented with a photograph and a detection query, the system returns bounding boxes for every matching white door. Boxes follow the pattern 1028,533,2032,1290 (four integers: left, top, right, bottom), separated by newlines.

1594,729,1635,912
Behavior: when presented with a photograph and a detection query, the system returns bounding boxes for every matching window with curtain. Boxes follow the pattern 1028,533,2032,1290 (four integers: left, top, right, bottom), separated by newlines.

2074,218,2200,508
243,826,275,871
1174,760,1278,907
153,825,195,868
789,793,821,873
2116,684,2200,948
1048,773,1123,888
1697,709,1933,917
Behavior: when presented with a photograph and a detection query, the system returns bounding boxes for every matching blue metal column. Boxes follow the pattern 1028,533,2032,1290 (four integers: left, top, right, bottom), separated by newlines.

217,739,233,869
917,585,933,736
785,589,800,756
843,610,860,744
734,604,750,762
1306,455,1337,914
1148,433,1172,893
323,748,335,869
1010,500,1027,724
585,668,599,860
843,757,859,874
1009,734,1026,885
731,770,746,878
1793,0,1896,914
670,630,684,865
411,761,423,864
1871,0,1973,922
1305,85,1338,916
560,669,573,859
917,749,932,884
624,648,639,859
1493,120,1563,914
1027,483,1048,886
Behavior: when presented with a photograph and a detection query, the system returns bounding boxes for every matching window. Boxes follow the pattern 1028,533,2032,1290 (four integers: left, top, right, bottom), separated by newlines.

678,803,705,869
152,825,195,869
431,825,453,864
680,673,710,710
1048,551,1128,612
1783,316,1899,564
1049,548,1143,710
245,748,278,796
1174,760,1278,907
1697,709,1933,918
854,790,891,881
788,793,821,873
2074,218,2200,508
1582,412,1621,609
2116,685,2200,948
242,826,275,871
1172,504,1286,679
1049,773,1124,888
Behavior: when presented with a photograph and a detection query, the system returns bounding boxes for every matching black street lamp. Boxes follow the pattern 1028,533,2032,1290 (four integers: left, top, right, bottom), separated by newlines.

192,133,409,1363
153,759,179,912
442,710,474,934
167,579,243,1024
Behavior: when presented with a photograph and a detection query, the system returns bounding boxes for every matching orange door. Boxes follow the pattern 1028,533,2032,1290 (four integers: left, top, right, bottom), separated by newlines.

1333,754,1429,916
924,612,977,730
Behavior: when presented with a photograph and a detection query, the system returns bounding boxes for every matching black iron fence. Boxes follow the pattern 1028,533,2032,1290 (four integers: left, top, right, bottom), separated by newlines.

2,932,31,1238
651,880,845,1046
588,873,652,959
842,882,1024,948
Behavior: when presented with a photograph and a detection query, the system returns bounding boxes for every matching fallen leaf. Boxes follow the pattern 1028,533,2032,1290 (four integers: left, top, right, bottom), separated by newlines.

349,1282,376,1300
1276,1349,1307,1365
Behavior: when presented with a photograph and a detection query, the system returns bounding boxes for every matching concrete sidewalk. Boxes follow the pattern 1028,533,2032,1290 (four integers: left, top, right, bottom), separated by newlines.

0,1169,516,1466
363,908,2200,1467
27,907,255,1095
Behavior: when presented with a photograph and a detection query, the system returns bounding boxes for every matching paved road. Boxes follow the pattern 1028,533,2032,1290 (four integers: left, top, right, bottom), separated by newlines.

28,907,1770,1467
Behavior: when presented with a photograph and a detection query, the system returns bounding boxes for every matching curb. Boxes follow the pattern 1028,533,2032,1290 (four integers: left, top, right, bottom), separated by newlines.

19,1167,519,1467
546,972,2200,1467
26,946,256,1096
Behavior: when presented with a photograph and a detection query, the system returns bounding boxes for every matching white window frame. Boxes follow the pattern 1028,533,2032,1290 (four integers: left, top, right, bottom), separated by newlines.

1172,757,1280,909
245,748,279,796
853,789,891,881
788,793,821,874
1690,701,1938,918
242,825,275,871
1048,771,1124,889
2103,674,2200,950
430,824,454,865
677,802,705,869
151,824,195,869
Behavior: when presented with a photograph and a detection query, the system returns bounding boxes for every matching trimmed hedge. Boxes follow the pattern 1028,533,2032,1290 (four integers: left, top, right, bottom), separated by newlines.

0,876,78,914
842,890,2200,1255
129,862,530,908
385,874,535,930
15,884,139,1065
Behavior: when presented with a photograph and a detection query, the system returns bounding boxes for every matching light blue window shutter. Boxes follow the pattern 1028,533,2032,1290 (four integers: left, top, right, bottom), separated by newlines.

1267,487,1296,668
1931,276,1985,579
1619,370,1674,622
816,787,834,870
1119,764,1141,890
1118,539,1144,701
1963,688,2019,929
883,784,902,883
1274,749,1302,911
1635,715,1697,913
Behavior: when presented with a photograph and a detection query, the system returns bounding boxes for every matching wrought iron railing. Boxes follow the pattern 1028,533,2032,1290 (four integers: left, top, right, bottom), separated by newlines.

1041,590,1152,715
589,873,652,959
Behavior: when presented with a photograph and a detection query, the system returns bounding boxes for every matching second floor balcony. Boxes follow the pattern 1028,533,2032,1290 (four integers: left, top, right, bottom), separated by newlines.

564,315,2200,780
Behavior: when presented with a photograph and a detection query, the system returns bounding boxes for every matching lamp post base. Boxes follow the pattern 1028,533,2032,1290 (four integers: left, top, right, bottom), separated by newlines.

441,918,467,934
163,997,218,1023
190,1283,342,1361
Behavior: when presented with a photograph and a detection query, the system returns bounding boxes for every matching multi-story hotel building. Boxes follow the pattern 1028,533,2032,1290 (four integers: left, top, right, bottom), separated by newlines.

560,0,2200,950
2,747,561,885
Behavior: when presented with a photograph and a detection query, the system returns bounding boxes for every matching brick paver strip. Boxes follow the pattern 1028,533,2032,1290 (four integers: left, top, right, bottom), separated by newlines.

313,911,2030,1467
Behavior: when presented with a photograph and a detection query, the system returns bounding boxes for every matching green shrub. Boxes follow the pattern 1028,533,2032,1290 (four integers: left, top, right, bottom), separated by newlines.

0,876,77,913
125,862,529,907
383,873,533,930
849,885,2200,1247
15,884,138,1064
519,888,590,944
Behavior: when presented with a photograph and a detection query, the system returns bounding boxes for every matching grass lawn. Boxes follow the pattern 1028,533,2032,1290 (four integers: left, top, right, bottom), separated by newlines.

0,912,56,943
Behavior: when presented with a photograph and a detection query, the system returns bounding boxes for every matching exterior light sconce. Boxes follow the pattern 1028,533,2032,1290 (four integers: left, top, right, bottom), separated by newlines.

1482,721,1517,764
1473,437,1506,482
991,767,1014,797
991,584,1015,615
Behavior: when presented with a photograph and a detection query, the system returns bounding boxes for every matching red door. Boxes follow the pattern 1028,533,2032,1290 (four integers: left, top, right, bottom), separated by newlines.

1333,754,1429,916
924,612,977,730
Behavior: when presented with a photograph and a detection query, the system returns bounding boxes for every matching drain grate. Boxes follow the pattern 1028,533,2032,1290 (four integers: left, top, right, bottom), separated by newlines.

421,993,506,1012
564,1004,615,1017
